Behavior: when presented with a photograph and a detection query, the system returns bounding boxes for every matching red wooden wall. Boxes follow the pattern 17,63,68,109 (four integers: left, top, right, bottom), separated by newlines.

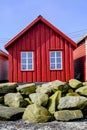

8,21,74,83
74,40,86,81
0,54,8,81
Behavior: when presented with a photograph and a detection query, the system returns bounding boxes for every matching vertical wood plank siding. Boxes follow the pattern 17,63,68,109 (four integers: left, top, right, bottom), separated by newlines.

74,41,86,81
9,21,74,82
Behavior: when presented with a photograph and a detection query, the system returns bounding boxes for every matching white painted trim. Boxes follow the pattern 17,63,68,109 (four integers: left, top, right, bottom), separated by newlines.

21,51,34,71
85,39,87,80
50,51,62,70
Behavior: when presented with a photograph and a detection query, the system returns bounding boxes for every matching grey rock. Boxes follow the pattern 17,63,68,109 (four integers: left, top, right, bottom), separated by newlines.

58,96,87,110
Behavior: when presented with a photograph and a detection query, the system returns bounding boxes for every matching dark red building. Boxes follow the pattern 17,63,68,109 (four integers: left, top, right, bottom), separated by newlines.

0,50,8,81
74,35,87,81
5,16,77,83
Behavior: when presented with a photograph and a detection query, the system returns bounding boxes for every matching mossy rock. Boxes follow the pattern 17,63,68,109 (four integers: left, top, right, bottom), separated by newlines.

58,96,87,110
47,90,61,114
69,79,83,89
54,110,83,121
50,80,69,93
0,105,25,120
68,89,74,93
76,86,87,96
0,96,4,104
66,92,79,96
17,83,36,95
0,82,18,94
83,82,87,86
36,82,52,95
29,93,48,107
22,104,51,123
4,92,28,108
24,98,33,105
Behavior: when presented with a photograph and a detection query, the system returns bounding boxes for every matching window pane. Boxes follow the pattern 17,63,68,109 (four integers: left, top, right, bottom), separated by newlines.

51,64,55,69
28,52,32,58
50,52,55,57
51,58,55,63
22,65,26,70
28,65,32,70
57,64,61,69
56,58,61,63
22,59,26,63
56,52,61,57
28,59,32,63
22,52,26,58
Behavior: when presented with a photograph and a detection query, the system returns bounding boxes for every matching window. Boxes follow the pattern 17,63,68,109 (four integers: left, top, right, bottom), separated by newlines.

21,52,34,71
50,51,62,70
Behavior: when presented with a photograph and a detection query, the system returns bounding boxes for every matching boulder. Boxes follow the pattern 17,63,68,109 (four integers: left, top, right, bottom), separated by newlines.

69,79,83,89
54,110,83,121
83,82,87,86
66,92,79,96
36,80,69,95
0,96,4,104
29,93,48,106
58,96,87,110
50,80,69,93
47,91,61,114
36,82,52,95
4,92,28,108
0,82,18,94
22,104,51,123
16,83,36,95
0,105,25,120
76,86,87,96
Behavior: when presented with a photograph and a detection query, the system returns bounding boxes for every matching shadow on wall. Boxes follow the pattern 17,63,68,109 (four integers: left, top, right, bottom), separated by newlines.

74,56,85,82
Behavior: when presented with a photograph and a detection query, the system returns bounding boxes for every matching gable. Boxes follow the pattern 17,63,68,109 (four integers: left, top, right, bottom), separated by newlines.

5,15,77,50
0,50,8,59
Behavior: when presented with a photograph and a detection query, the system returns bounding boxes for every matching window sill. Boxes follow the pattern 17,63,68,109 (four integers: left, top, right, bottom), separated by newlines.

21,70,34,72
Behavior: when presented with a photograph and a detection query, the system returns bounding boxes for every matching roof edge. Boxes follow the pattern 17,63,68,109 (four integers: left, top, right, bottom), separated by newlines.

0,49,8,58
5,15,77,49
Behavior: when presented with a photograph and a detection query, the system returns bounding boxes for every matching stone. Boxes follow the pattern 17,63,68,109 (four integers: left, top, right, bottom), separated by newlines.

69,79,83,89
47,91,61,114
54,110,83,121
76,86,87,96
36,82,52,95
29,93,48,106
0,105,25,120
0,96,4,104
36,80,69,95
50,80,69,93
4,92,28,108
22,104,51,123
83,82,87,86
0,82,18,94
66,92,79,96
58,96,87,110
17,83,36,95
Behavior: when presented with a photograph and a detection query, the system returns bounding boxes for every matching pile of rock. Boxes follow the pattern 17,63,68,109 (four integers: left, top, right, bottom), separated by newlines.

0,79,87,122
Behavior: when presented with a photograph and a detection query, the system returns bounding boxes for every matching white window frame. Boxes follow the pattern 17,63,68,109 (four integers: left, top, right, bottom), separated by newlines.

50,51,62,70
21,52,34,71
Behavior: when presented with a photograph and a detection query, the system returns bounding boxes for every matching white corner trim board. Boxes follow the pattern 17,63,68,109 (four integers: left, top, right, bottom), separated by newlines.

85,38,87,80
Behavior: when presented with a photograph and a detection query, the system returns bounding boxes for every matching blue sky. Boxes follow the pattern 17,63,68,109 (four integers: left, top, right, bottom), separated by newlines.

0,0,87,52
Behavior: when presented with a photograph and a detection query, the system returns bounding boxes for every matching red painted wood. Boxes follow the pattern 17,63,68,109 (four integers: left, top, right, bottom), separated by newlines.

74,40,86,81
5,17,76,83
41,23,47,82
8,48,13,82
16,39,22,83
45,26,50,82
65,41,70,82
50,29,57,81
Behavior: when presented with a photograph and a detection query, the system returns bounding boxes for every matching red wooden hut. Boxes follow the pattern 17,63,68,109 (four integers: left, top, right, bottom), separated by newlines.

5,15,77,83
0,50,8,82
74,35,87,81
